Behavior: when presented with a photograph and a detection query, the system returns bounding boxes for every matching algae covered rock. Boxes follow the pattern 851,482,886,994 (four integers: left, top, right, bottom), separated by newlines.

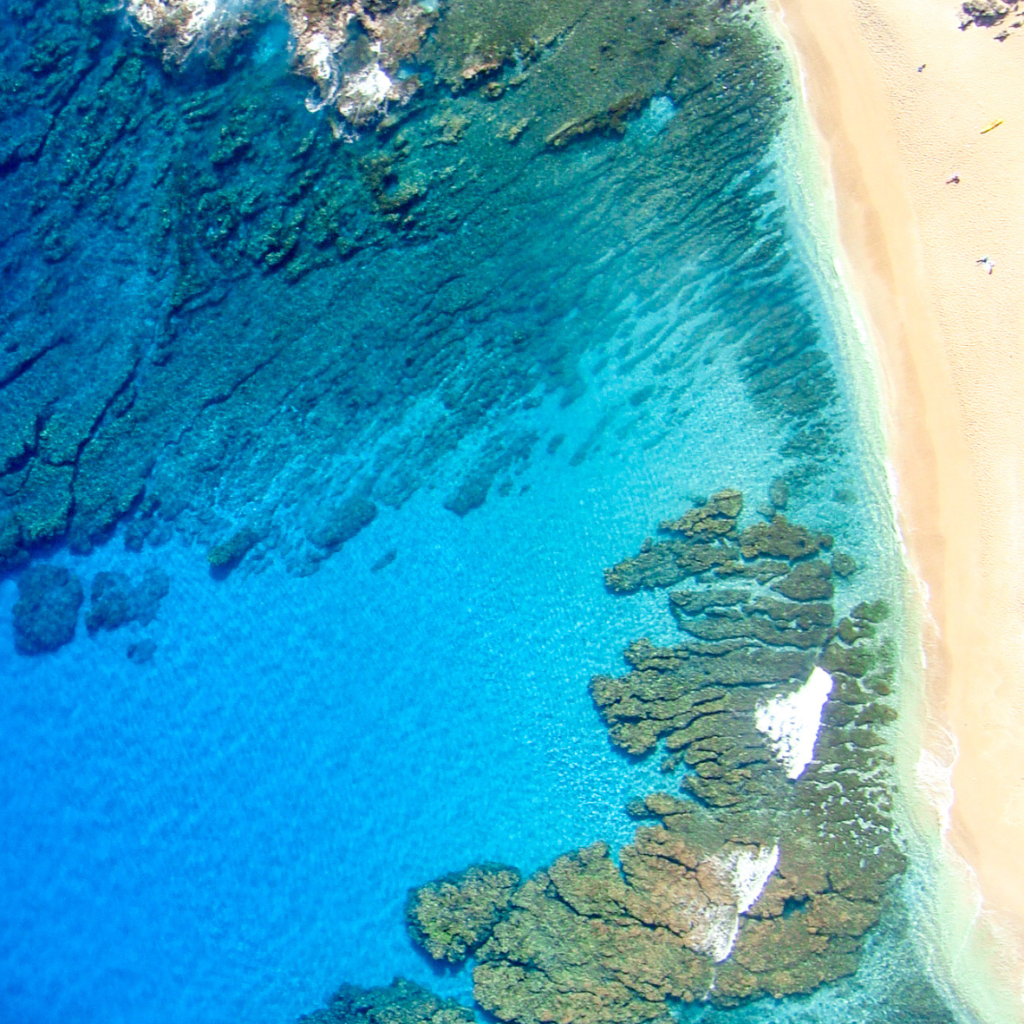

471,493,903,1013
659,488,743,537
770,559,833,601
207,528,261,570
299,978,475,1024
470,840,716,1024
737,516,832,561
306,497,378,551
12,564,84,655
406,863,521,963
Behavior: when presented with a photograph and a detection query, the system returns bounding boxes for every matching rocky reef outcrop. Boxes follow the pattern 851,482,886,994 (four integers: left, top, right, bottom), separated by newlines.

405,863,521,963
207,528,263,572
298,978,474,1024
395,492,907,1019
12,564,84,654
128,0,435,126
305,497,378,555
960,0,1020,28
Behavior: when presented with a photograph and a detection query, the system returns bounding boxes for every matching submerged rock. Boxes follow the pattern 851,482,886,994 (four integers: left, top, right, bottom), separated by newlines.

659,489,743,537
371,548,398,573
831,551,858,578
299,979,474,1024
86,567,169,633
127,638,158,664
207,528,261,571
0,0,833,582
768,477,789,510
737,516,832,561
770,559,833,601
12,564,84,655
406,863,521,963
306,497,378,552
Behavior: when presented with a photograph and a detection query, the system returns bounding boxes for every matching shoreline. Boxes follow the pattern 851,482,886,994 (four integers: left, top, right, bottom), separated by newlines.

765,0,1024,1019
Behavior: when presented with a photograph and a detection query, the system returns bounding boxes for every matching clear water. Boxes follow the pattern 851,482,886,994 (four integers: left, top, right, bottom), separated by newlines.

0,2,966,1023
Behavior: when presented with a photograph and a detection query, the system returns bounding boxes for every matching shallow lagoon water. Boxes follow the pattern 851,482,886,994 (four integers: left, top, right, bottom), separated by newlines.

0,1,967,1021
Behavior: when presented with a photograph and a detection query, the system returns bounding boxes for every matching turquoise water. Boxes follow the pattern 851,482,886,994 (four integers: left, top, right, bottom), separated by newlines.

0,1,970,1022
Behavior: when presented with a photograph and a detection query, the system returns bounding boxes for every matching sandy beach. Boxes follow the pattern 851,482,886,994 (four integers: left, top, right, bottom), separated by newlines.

767,0,1024,1017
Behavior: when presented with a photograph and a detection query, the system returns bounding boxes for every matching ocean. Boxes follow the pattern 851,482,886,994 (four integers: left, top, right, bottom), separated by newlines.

0,0,972,1021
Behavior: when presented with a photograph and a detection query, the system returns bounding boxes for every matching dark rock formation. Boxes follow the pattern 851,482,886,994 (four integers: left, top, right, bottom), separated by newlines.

298,979,474,1024
464,825,892,1019
371,548,397,573
406,863,521,963
768,477,789,510
443,475,492,518
770,559,833,601
12,564,84,654
831,551,858,578
603,492,833,595
86,567,169,633
472,840,714,1024
961,0,1016,28
660,489,743,537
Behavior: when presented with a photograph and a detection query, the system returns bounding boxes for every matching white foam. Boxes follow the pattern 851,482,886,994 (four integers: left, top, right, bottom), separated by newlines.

127,0,228,48
730,844,780,914
916,742,957,837
345,63,393,104
755,666,834,779
307,32,334,82
694,903,739,963
696,844,780,962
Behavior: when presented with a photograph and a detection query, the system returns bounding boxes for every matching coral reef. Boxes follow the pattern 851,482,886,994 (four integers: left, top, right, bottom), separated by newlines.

298,978,475,1024
406,863,521,963
12,564,84,654
86,567,170,633
396,492,906,1019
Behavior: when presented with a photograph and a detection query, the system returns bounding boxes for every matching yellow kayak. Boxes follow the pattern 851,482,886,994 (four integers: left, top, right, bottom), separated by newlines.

981,119,1004,134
